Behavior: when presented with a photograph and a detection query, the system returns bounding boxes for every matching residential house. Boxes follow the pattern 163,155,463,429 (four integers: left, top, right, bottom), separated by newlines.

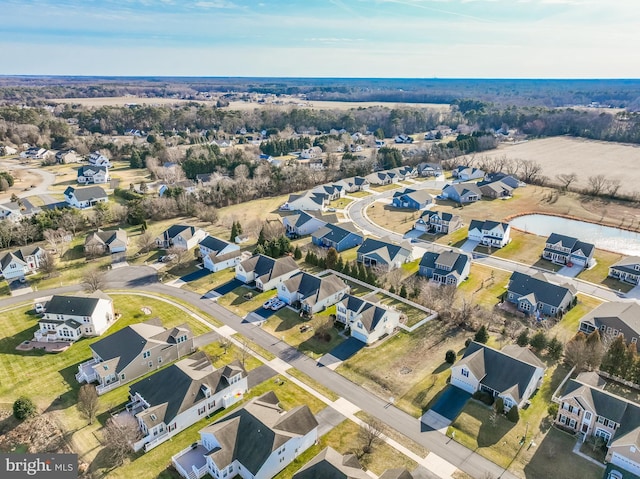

75,317,195,395
84,229,128,255
77,165,110,184
235,254,300,291
292,447,369,479
171,391,318,479
336,294,400,344
0,245,45,280
64,185,108,209
1,145,18,156
127,352,247,452
365,171,396,186
452,166,485,181
378,470,414,479
198,236,242,273
441,183,482,204
311,223,364,253
418,250,471,287
478,179,513,199
414,210,463,234
88,151,111,167
312,184,345,201
282,210,328,238
451,341,545,410
210,139,234,148
282,191,328,211
609,256,640,285
156,225,207,250
579,302,640,345
394,134,413,144
485,172,521,189
542,233,595,268
0,199,41,223
417,162,443,177
506,271,577,317
34,291,115,343
468,219,511,248
356,238,412,271
277,272,349,313
391,188,433,210
20,146,47,160
158,180,198,197
55,149,80,164
300,146,322,159
555,373,640,475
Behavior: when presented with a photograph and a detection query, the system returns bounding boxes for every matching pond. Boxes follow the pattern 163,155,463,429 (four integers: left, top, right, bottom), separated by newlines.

510,214,640,256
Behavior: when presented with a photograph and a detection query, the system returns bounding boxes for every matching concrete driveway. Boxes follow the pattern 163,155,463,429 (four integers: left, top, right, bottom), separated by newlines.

558,263,584,278
460,239,479,252
318,337,364,369
244,305,278,323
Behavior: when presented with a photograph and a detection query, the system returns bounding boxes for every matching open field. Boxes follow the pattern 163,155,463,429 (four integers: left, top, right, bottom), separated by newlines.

366,203,419,234
456,264,511,308
481,137,640,196
49,97,210,106
225,99,450,112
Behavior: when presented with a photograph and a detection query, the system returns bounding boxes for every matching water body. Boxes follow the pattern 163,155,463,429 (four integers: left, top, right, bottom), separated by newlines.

510,214,640,256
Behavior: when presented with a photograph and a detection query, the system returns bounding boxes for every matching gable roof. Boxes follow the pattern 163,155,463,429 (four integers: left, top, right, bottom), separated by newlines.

43,291,110,317
357,238,411,265
293,447,368,479
393,188,433,205
419,250,470,278
337,294,393,333
283,272,348,307
86,229,127,247
312,222,362,244
508,271,576,308
201,391,318,474
199,235,235,253
580,301,640,341
443,183,482,197
130,352,246,428
0,245,45,270
457,341,545,403
162,224,197,241
420,210,458,222
469,219,510,233
64,185,107,201
78,165,108,176
240,254,299,283
378,470,414,479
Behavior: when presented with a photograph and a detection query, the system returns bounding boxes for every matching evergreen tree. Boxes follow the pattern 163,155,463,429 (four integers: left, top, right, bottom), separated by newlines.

530,330,548,352
547,336,564,361
336,256,344,272
366,269,377,286
389,285,396,294
399,284,408,298
445,350,456,364
318,256,327,269
130,150,142,168
358,263,367,281
506,405,519,423
236,221,243,235
343,262,352,277
516,329,530,347
230,221,238,242
474,325,489,344
294,246,302,260
257,227,266,246
602,335,629,377
254,244,265,255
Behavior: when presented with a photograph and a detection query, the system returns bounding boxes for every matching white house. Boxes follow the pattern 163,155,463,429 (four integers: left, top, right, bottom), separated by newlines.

55,149,80,164
199,236,242,272
277,272,349,314
282,210,328,238
88,151,111,167
128,352,247,452
451,341,545,411
0,246,45,280
282,191,328,211
1,145,18,156
300,146,322,159
34,291,116,343
77,165,110,184
235,254,300,291
64,186,108,209
156,225,207,250
467,219,511,248
20,147,47,160
85,229,128,254
336,294,400,344
0,199,41,223
172,391,318,479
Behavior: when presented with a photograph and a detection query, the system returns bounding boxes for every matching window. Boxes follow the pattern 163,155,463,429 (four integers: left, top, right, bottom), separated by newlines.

600,325,606,331
585,412,592,421
198,406,206,415
633,338,638,344
157,357,163,364
150,414,157,421
461,369,469,378
143,351,151,359
520,302,531,312
120,373,125,381
148,361,153,368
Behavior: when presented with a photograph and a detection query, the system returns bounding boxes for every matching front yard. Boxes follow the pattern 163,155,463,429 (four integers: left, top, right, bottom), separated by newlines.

216,285,276,317
456,264,510,308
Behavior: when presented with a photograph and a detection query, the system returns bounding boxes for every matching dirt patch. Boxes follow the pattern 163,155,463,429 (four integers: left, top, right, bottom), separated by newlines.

0,409,73,455
0,166,45,202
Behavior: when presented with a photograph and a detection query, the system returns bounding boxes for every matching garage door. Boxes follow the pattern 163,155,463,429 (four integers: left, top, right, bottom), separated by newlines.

611,453,640,476
350,330,369,344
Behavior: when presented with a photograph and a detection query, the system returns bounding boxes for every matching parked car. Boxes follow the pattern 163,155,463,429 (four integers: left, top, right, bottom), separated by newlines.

270,300,286,311
327,207,337,212
263,298,276,309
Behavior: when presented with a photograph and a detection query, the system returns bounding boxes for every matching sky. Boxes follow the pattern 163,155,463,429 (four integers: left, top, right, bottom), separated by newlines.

0,0,637,78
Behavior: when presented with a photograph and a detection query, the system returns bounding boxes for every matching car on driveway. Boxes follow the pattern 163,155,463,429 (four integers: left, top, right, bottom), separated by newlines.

270,299,286,311
263,298,276,309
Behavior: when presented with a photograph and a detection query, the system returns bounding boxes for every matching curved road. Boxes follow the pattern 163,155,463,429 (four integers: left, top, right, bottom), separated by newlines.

0,265,518,479
345,179,624,303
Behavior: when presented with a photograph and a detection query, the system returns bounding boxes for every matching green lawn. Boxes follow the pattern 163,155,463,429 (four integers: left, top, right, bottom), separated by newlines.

287,368,340,401
456,264,511,308
371,292,429,328
578,250,624,286
370,183,402,192
349,190,373,198
262,307,345,359
181,268,236,295
550,294,603,342
355,411,429,457
275,419,417,479
330,198,354,209
231,333,277,361
401,258,420,276
491,231,548,265
216,286,276,317
435,227,468,248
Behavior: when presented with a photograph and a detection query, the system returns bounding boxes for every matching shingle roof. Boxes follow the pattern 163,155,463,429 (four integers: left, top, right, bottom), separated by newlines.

546,233,578,249
457,341,545,403
337,294,393,333
312,223,362,244
357,239,411,265
239,254,299,284
419,250,470,279
292,447,368,479
283,272,348,307
580,302,640,342
201,392,318,474
85,229,127,247
378,469,414,479
163,224,196,241
443,183,482,197
610,256,640,274
64,185,107,201
508,271,576,308
199,235,234,252
43,291,110,317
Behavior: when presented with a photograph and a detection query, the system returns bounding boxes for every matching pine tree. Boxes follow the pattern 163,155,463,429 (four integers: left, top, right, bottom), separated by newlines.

399,284,408,298
516,329,530,347
547,336,564,361
530,330,548,352
230,221,238,242
336,256,344,272
366,269,377,286
506,405,519,423
294,246,302,260
326,248,338,270
257,227,266,246
130,150,142,168
389,285,396,294
602,335,629,377
474,325,489,344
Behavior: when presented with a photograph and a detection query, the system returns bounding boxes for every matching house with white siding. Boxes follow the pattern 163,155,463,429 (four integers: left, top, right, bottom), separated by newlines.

468,219,511,248
277,272,349,314
235,254,300,291
0,245,45,280
64,186,108,209
199,236,242,272
336,294,400,344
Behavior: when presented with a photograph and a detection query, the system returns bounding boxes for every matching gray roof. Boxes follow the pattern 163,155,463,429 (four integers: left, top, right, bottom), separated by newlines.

443,183,482,197
130,353,246,428
64,185,107,201
199,235,234,252
419,250,469,279
458,341,545,403
546,233,595,258
239,254,299,283
43,291,110,317
379,470,414,479
357,239,411,265
0,198,40,216
393,188,433,205
162,224,197,242
312,223,362,245
420,210,458,222
201,391,318,474
580,301,640,342
293,447,368,479
611,256,640,274
85,229,127,247
90,318,192,374
508,271,576,308
77,165,108,176
283,272,348,307
337,294,393,333
469,219,509,233
1,245,44,270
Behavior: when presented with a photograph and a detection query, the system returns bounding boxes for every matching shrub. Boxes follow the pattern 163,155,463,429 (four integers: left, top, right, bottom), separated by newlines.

474,325,489,344
494,397,505,413
465,338,472,347
547,403,559,417
472,391,494,406
445,350,456,364
530,330,548,351
516,329,530,347
547,336,564,361
506,405,520,423
13,396,36,420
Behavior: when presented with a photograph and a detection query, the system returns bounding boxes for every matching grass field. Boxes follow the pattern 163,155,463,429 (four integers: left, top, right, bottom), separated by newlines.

366,204,419,234
49,97,210,106
456,264,511,308
216,286,276,317
481,137,640,196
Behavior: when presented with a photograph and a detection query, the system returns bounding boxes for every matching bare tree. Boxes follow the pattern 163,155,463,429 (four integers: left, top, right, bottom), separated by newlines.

136,231,156,254
85,242,104,260
39,250,57,277
102,415,141,466
219,337,232,355
15,221,39,246
555,173,578,191
61,211,85,236
43,228,72,257
167,246,191,269
358,417,386,455
77,384,100,425
83,268,106,292
235,338,251,369
197,205,219,224
0,219,14,248
587,175,608,196
607,179,622,198
517,159,543,184
110,204,129,224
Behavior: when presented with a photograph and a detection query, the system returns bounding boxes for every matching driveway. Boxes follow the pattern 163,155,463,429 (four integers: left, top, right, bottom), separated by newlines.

244,306,278,324
247,364,278,388
111,252,128,269
213,278,243,296
558,263,584,278
315,406,347,437
179,268,210,283
460,239,480,252
8,279,34,296
421,386,470,431
318,337,364,369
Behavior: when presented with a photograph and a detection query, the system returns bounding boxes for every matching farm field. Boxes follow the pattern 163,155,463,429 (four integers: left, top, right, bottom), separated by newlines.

480,137,640,196
49,96,210,106
224,99,450,112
